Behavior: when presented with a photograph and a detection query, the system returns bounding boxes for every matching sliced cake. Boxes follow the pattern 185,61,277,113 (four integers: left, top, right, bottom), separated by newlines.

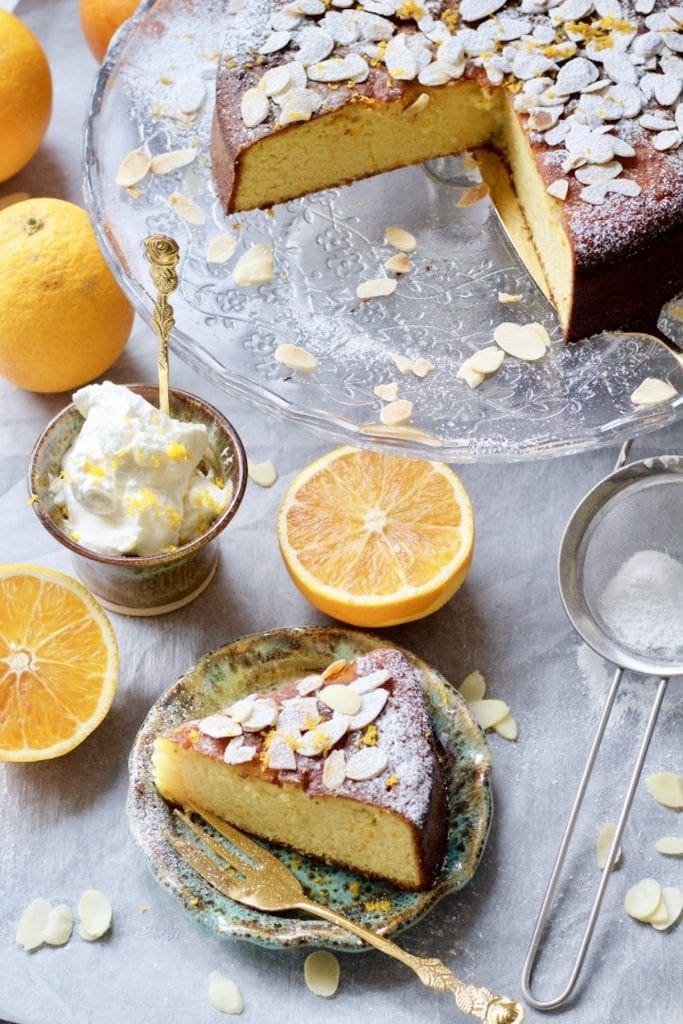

153,647,448,890
211,0,683,342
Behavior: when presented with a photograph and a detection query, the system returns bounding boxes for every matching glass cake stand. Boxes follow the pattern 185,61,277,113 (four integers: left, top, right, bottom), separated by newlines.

82,0,683,463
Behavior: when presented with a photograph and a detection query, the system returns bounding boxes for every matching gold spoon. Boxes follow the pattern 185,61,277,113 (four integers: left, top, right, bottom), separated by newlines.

143,234,180,415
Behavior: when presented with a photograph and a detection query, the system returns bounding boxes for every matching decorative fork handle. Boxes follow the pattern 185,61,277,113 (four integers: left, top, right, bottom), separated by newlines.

143,234,179,416
293,898,524,1023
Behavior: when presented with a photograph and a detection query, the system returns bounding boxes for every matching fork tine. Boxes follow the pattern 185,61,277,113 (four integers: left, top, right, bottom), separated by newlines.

164,831,246,902
185,800,279,868
174,808,252,877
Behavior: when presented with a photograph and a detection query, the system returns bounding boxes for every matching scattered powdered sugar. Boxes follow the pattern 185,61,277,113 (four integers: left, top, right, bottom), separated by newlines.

597,550,683,659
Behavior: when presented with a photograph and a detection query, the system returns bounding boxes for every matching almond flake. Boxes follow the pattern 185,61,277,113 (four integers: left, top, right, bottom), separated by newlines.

199,714,243,738
259,64,292,96
115,149,151,187
469,698,510,730
349,687,389,729
350,669,392,694
457,360,485,389
150,147,197,174
0,191,29,211
650,887,683,931
304,951,340,998
655,836,683,856
297,714,348,756
322,749,347,790
412,357,434,378
78,890,112,941
43,905,74,947
176,77,206,114
15,898,51,951
234,244,274,286
645,771,683,808
126,187,142,200
384,225,417,252
380,399,413,426
322,659,348,680
357,277,397,299
274,342,318,372
267,736,297,770
385,253,412,274
225,695,257,723
493,322,547,361
319,683,361,716
493,712,518,740
647,894,670,927
223,736,256,764
631,378,678,406
458,670,486,703
405,93,430,115
241,87,270,127
497,292,523,303
546,178,569,200
242,698,278,732
624,878,662,922
247,459,278,487
456,183,489,207
346,746,388,781
374,381,400,402
168,192,205,225
296,674,324,696
391,354,413,375
596,822,621,870
209,972,244,1014
207,234,238,265
468,346,505,375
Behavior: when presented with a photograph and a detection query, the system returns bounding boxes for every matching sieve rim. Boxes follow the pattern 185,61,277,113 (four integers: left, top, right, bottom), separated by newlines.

558,454,683,678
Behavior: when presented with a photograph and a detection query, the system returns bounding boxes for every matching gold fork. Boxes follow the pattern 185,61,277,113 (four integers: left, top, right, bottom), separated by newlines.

166,803,524,1024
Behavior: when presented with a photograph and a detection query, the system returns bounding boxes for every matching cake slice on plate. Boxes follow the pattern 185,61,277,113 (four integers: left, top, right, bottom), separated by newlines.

153,647,448,891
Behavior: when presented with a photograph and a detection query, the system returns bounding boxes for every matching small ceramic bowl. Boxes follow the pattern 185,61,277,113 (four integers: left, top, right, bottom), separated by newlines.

28,384,247,616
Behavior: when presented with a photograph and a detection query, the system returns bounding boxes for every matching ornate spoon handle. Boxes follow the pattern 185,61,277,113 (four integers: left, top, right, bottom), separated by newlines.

143,234,180,415
294,898,524,1023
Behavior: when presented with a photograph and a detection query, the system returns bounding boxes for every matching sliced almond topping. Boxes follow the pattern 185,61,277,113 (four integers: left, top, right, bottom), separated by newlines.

242,698,278,732
296,674,324,696
297,714,348,756
457,360,485,390
274,342,318,372
199,714,243,739
493,712,518,741
304,950,340,998
209,971,244,1014
631,378,678,407
380,399,413,426
596,823,621,870
405,93,430,115
374,381,400,402
43,904,74,947
385,253,412,274
646,771,683,809
319,683,361,716
78,890,112,941
15,898,51,951
345,746,388,781
223,735,256,764
546,178,569,200
458,670,486,703
0,191,29,211
225,695,257,724
241,87,270,127
357,277,397,300
384,225,417,253
115,149,151,187
648,895,670,927
233,244,274,286
350,669,392,695
651,887,683,931
412,357,434,379
468,698,510,731
322,659,348,680
456,183,489,207
248,459,278,487
391,354,414,375
624,878,662,922
322,748,347,790
468,346,505,376
207,234,238,264
150,147,198,174
349,687,389,730
493,322,547,362
655,836,683,856
168,192,206,225
267,736,297,771
497,292,523,304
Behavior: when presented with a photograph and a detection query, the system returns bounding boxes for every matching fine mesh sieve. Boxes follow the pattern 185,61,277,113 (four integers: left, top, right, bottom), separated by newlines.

522,447,683,1012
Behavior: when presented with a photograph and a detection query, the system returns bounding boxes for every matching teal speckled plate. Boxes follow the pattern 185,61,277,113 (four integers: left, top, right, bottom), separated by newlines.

127,627,492,950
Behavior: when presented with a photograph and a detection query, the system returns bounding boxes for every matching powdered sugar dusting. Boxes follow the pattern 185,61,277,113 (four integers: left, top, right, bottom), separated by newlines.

598,549,683,657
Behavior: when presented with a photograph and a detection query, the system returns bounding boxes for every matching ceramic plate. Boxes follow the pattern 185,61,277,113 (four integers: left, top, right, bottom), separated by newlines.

83,0,683,463
127,627,492,950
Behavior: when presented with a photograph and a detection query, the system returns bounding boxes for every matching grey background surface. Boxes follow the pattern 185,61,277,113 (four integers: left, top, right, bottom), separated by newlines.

0,2,680,1022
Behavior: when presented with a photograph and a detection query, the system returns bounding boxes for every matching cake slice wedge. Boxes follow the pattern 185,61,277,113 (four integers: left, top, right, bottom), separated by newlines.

153,648,447,891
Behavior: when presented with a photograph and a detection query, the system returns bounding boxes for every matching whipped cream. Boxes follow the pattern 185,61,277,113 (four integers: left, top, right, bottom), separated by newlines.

51,382,232,557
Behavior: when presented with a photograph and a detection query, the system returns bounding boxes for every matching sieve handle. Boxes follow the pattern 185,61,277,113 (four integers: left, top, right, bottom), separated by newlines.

521,670,669,1010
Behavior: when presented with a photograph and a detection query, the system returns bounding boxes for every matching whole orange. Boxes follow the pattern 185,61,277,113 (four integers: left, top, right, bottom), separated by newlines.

0,11,52,183
79,0,139,63
0,198,134,394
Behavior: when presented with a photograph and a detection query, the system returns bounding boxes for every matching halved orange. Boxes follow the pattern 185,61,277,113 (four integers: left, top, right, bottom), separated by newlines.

0,565,118,761
277,447,475,628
